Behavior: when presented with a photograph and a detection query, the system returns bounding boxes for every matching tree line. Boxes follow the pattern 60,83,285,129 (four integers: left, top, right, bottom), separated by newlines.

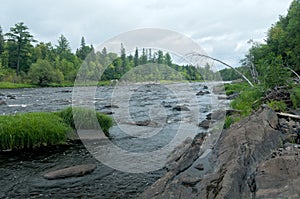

220,0,300,88
0,23,218,85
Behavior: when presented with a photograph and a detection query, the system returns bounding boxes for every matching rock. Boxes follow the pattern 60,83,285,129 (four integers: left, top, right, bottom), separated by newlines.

43,164,97,180
198,119,210,129
141,106,284,199
172,105,190,111
0,93,4,96
0,100,6,105
194,163,204,171
203,85,208,89
100,111,114,115
103,104,119,109
7,94,16,99
135,120,157,126
255,155,300,198
284,133,298,143
196,90,210,96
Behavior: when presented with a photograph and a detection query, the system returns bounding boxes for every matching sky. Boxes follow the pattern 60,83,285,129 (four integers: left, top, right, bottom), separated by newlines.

0,0,294,69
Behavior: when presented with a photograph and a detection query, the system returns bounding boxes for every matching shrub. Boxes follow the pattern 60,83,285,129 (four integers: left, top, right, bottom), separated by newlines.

290,86,300,109
230,86,264,116
224,82,250,95
0,112,70,151
224,116,241,129
267,100,287,112
57,107,112,137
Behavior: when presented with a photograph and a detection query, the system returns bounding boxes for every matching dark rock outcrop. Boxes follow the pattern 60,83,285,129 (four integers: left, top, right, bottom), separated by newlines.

140,106,295,199
43,164,97,180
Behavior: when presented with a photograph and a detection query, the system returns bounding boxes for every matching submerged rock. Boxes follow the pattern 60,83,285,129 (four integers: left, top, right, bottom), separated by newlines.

43,164,97,180
0,100,6,105
173,105,190,111
196,90,210,96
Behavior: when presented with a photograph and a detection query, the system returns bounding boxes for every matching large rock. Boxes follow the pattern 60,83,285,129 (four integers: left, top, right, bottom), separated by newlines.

43,164,97,180
140,106,285,199
0,100,6,105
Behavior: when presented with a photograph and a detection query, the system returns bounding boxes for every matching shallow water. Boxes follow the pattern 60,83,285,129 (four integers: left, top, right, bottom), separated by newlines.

0,82,228,198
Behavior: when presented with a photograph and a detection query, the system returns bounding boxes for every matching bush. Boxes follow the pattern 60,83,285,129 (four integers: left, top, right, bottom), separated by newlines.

230,86,264,116
0,112,70,151
57,107,112,137
224,116,241,129
224,82,250,95
290,86,300,109
267,100,287,112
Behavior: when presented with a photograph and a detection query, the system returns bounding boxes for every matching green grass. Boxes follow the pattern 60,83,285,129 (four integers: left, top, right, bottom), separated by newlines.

0,112,70,151
0,82,37,89
230,86,264,116
224,82,250,95
0,107,113,151
57,107,112,137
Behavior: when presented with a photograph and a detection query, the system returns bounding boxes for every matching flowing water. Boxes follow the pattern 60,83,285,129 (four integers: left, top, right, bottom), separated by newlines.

0,82,228,198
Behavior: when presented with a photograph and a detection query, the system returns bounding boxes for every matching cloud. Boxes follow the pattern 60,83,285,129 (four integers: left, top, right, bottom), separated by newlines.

0,0,293,67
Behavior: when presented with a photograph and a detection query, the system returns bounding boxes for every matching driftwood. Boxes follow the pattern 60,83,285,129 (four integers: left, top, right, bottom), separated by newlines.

277,112,300,120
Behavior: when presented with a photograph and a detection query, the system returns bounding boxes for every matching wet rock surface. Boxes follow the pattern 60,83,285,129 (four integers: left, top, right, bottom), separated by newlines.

43,164,97,180
141,106,299,199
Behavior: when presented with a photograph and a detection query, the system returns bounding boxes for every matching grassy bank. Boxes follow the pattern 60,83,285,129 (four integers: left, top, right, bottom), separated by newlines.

0,81,112,89
0,107,113,151
224,82,300,128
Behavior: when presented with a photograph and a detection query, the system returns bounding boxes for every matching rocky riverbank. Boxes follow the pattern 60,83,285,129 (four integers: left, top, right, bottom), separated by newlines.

140,106,300,199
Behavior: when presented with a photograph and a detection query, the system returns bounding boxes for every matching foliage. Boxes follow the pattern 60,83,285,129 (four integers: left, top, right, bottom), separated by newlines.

224,116,241,129
266,100,287,112
57,107,112,137
28,59,64,85
290,86,300,108
5,22,36,76
242,0,300,89
224,83,250,95
0,112,70,151
230,86,264,116
0,82,37,89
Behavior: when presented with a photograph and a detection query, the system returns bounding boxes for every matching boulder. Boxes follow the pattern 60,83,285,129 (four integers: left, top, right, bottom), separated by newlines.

43,164,97,180
7,94,16,99
0,100,6,105
172,105,190,111
198,119,210,129
196,90,210,96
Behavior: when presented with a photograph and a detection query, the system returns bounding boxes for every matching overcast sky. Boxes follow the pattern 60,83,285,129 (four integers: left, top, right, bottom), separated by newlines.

0,0,293,68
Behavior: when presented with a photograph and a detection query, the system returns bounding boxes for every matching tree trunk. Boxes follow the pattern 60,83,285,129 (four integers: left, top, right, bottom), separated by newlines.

16,45,21,76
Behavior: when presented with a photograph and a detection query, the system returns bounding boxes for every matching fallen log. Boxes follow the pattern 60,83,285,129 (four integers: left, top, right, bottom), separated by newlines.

277,112,300,120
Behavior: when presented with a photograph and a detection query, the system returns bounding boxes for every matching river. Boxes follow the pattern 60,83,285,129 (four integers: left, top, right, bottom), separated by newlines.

0,82,228,198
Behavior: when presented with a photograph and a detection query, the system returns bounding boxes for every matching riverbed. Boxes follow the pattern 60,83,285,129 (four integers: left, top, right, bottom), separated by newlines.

0,82,228,198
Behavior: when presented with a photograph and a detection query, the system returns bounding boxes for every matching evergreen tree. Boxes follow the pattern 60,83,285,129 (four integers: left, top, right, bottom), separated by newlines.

5,22,36,76
134,47,139,66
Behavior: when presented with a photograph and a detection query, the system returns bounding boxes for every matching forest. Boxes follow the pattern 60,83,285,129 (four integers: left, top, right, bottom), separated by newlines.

0,23,219,86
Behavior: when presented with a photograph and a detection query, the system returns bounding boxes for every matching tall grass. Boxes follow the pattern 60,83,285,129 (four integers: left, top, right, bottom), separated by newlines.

0,112,70,151
57,107,112,137
0,82,37,89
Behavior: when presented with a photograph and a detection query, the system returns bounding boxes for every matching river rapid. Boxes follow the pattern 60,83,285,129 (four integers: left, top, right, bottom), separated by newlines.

0,82,228,198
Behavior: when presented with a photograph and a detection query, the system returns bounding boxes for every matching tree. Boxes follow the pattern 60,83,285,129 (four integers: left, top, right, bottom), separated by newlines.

76,36,92,60
0,26,4,54
5,22,36,76
29,59,63,85
134,47,139,66
56,34,71,59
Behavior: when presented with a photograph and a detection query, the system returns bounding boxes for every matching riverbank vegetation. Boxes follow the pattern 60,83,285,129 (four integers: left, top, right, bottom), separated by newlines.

223,0,300,128
0,22,218,88
0,107,113,151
